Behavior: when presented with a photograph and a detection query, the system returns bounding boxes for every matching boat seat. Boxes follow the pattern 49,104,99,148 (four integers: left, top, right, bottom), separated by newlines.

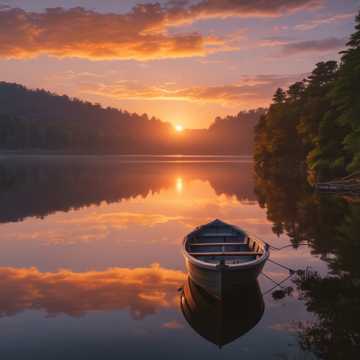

190,242,249,247
189,243,250,253
194,236,246,244
199,232,240,237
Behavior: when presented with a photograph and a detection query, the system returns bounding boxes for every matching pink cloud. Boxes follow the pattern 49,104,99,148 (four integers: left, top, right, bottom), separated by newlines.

294,13,354,31
282,37,346,55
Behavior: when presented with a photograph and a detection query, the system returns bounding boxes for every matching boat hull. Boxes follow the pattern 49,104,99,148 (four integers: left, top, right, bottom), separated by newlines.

185,256,267,299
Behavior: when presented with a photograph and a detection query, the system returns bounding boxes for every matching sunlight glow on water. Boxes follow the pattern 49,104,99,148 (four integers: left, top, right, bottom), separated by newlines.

176,177,184,194
0,156,342,359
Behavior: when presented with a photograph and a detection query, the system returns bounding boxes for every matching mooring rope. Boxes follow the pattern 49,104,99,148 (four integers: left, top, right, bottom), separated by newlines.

249,232,309,252
267,258,296,273
261,272,295,296
260,250,300,296
266,242,309,251
261,271,287,288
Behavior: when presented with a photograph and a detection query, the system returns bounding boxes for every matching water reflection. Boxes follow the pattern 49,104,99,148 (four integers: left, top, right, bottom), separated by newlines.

294,269,360,359
0,157,269,272
0,156,255,224
176,177,184,194
255,160,360,358
0,155,353,358
0,264,185,318
180,277,264,348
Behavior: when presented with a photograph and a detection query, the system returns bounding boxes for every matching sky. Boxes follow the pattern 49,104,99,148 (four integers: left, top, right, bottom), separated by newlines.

0,0,358,128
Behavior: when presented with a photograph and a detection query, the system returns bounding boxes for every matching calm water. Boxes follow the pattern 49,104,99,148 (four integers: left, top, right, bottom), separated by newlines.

0,156,358,359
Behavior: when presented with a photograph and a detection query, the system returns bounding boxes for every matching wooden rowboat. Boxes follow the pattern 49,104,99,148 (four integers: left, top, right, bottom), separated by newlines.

182,219,269,299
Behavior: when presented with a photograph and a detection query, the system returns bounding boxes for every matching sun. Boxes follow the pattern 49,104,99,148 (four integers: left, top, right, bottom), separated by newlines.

175,124,184,132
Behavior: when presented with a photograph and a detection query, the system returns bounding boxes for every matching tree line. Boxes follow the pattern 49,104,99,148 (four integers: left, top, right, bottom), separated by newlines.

255,11,360,182
253,13,360,357
0,81,264,155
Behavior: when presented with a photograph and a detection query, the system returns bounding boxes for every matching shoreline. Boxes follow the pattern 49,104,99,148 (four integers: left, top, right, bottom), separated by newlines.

0,153,254,163
0,151,253,158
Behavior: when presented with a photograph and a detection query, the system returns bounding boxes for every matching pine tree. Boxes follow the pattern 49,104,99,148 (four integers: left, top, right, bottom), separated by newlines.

272,88,286,103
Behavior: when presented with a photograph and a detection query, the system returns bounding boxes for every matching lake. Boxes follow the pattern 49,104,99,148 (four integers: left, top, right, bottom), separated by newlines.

0,155,358,359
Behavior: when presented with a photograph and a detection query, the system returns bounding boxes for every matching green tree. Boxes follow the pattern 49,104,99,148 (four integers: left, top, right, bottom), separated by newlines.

287,81,306,102
329,12,360,173
255,12,360,181
298,61,340,181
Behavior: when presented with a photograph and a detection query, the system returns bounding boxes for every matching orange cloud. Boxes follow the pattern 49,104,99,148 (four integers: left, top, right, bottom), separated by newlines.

81,74,303,106
0,264,185,318
0,1,322,60
0,6,225,60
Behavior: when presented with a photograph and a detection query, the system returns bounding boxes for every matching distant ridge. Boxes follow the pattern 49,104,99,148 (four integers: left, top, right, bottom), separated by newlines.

0,81,265,154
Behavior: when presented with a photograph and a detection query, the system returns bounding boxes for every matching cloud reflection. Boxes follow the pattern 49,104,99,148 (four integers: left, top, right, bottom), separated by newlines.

0,264,185,319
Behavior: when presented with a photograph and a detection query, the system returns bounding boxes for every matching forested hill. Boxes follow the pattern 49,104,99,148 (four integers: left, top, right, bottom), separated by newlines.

0,82,170,153
0,82,264,154
255,11,360,182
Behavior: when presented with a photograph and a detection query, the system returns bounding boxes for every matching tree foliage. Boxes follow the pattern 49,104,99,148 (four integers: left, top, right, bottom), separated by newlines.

255,11,360,181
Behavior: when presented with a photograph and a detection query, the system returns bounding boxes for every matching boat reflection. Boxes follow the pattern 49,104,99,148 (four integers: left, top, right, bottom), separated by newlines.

180,276,264,347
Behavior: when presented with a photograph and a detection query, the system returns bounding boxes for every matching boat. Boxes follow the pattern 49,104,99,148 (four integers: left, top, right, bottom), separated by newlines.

180,276,264,347
182,219,269,299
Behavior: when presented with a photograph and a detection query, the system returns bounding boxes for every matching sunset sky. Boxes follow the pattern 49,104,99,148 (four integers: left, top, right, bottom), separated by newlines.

0,0,358,128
